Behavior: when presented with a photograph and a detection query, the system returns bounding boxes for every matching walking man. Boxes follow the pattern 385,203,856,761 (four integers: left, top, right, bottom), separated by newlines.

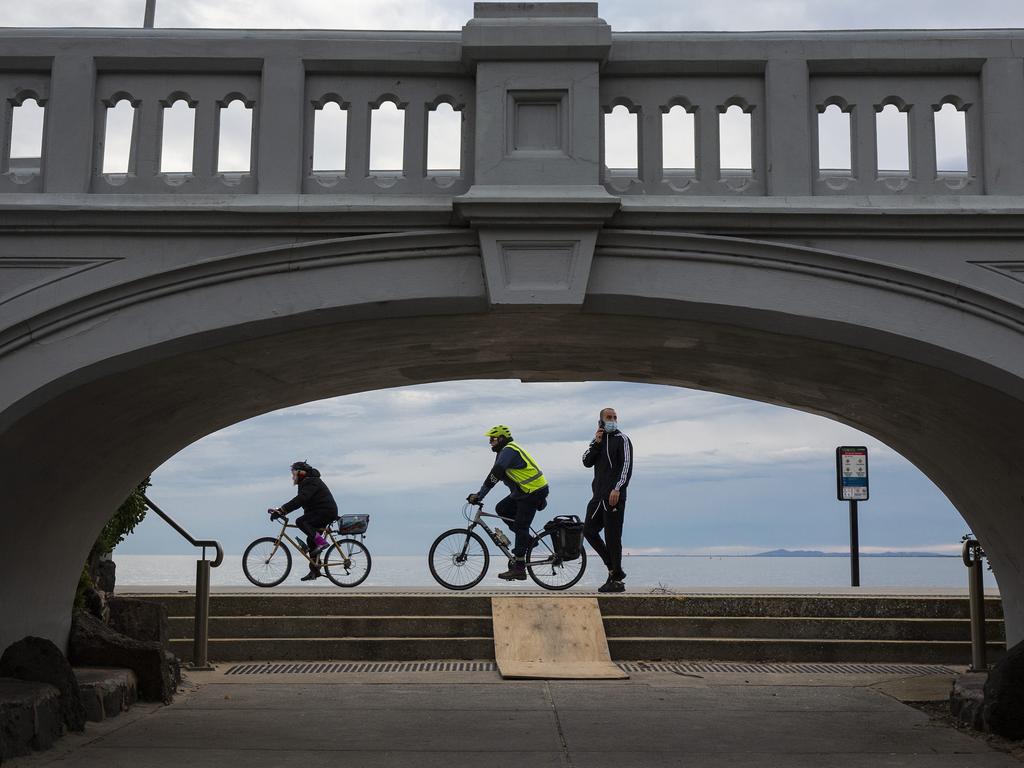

582,408,633,593
467,425,550,581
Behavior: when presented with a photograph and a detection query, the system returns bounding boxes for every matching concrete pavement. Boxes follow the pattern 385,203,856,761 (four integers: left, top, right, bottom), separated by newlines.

6,664,1022,766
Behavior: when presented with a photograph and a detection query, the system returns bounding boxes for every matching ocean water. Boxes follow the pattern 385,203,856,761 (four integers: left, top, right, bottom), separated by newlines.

112,553,999,591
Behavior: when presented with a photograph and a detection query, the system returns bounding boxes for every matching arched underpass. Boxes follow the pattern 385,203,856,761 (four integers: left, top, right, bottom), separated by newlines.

2,255,1022,651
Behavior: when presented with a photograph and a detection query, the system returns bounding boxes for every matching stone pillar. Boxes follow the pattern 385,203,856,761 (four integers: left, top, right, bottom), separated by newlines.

456,2,620,306
43,55,96,193
257,57,304,193
764,59,812,196
981,58,1024,195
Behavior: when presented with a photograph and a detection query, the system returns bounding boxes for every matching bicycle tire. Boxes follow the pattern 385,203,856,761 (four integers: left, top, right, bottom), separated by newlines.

242,536,292,587
322,538,372,588
526,532,587,590
428,528,490,590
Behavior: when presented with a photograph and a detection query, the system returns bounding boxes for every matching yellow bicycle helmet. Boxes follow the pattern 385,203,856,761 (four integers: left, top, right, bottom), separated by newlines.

484,425,513,439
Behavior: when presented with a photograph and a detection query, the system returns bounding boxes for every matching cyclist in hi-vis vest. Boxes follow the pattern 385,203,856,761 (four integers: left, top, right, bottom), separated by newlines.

467,425,550,580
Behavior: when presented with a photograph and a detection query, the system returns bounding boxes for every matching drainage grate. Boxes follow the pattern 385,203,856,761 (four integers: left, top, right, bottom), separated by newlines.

223,660,952,676
617,661,954,676
225,661,498,675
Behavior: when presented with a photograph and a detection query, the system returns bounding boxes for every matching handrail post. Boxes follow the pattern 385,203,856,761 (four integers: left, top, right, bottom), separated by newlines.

962,537,988,671
191,559,213,670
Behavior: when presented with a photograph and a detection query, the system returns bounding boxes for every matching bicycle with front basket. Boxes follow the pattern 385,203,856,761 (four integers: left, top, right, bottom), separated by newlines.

428,502,586,590
242,512,372,588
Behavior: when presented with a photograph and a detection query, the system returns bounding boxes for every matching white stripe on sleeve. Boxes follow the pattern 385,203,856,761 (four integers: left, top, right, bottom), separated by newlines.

614,434,632,490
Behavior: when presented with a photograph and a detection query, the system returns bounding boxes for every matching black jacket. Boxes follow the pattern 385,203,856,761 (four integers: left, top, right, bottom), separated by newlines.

280,467,338,521
582,430,633,500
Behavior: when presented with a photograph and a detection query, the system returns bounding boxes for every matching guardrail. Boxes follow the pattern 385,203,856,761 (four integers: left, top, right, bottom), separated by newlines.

141,493,222,670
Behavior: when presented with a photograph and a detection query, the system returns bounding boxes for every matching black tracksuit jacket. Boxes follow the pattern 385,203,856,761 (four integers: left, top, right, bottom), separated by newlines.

582,430,633,501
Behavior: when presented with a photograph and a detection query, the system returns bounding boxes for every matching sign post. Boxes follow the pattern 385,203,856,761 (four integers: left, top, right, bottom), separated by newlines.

836,446,869,587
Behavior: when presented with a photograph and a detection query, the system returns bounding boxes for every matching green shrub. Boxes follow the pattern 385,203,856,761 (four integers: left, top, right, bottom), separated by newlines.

73,477,151,613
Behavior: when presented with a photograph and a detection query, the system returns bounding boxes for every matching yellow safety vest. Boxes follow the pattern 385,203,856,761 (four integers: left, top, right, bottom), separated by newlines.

504,441,547,493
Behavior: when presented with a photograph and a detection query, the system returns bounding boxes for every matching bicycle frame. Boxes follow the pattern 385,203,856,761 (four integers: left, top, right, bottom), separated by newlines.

463,504,560,564
268,517,340,566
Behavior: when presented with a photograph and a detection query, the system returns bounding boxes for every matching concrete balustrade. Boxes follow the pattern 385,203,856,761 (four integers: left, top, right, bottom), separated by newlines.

0,24,1021,196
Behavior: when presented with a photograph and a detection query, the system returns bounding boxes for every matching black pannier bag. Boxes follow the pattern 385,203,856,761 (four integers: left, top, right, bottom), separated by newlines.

543,515,584,561
337,514,370,535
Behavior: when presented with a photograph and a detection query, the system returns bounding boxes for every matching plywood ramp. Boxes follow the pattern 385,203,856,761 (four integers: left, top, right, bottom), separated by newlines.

491,597,628,679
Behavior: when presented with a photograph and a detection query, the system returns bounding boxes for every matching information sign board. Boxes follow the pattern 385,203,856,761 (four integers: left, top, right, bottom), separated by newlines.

836,446,869,501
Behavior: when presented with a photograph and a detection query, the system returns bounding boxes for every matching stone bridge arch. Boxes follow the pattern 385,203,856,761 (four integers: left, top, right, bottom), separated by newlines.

2,225,1022,651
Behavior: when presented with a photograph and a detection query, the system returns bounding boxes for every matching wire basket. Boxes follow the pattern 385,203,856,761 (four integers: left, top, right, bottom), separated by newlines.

337,513,370,535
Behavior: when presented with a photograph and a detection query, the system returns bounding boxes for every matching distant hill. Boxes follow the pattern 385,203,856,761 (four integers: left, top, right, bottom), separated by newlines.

754,549,954,558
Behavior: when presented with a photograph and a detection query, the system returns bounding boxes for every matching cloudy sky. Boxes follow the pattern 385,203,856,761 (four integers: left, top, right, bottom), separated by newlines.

7,0,1017,558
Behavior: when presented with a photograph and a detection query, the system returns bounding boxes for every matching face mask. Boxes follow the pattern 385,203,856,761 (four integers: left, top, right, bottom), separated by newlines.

602,421,618,432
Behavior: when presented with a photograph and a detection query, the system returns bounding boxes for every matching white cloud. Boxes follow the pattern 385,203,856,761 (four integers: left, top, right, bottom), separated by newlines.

7,0,1024,30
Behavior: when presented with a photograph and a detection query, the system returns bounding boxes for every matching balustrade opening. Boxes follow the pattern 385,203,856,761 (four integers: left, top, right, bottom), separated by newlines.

8,97,44,175
312,101,348,174
934,102,968,175
216,98,253,174
160,98,196,174
817,103,852,175
662,104,696,180
604,103,638,178
719,104,752,173
427,101,461,178
101,98,135,175
369,99,405,176
875,103,910,174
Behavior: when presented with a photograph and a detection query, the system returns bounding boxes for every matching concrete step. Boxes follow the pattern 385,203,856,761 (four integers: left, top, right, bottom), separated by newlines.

607,637,1007,665
139,592,1004,619
602,616,1007,642
171,637,494,662
0,678,63,760
169,635,1004,665
74,667,138,723
170,615,493,639
168,614,1004,642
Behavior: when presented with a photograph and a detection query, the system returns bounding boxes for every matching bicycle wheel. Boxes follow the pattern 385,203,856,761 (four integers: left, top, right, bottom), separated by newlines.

526,532,587,590
242,537,292,587
428,528,489,590
322,538,371,588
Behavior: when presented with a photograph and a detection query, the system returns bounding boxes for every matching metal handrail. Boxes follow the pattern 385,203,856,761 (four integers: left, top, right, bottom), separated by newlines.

141,493,222,670
142,494,223,567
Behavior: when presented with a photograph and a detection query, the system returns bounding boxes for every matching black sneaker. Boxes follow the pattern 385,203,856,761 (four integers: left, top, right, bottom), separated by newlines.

598,578,625,593
611,568,627,582
300,569,320,581
498,561,527,581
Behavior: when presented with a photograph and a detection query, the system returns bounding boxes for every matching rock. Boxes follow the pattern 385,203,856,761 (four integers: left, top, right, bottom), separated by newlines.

68,613,173,704
0,637,85,732
950,672,986,731
0,678,63,760
165,651,181,690
96,559,116,593
108,597,169,649
82,586,108,623
983,638,1024,738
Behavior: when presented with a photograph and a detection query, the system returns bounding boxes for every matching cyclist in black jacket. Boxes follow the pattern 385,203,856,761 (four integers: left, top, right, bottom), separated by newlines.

270,461,339,581
582,408,633,593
